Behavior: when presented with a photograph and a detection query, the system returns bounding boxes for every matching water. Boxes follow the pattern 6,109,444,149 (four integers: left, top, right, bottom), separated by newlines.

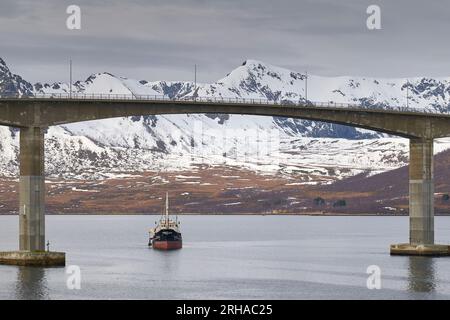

1,215,450,300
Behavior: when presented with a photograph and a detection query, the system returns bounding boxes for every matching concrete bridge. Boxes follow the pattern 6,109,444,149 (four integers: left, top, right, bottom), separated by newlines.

1,93,450,264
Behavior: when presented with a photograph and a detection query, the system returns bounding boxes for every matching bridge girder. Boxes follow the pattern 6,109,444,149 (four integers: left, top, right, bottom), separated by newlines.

1,99,450,139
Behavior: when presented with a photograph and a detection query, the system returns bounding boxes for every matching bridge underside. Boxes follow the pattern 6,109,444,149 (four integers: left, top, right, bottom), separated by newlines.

1,99,450,261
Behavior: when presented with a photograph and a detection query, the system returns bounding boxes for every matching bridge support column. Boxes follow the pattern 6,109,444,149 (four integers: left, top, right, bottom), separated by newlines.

19,127,45,251
391,138,450,256
409,138,434,245
0,127,65,266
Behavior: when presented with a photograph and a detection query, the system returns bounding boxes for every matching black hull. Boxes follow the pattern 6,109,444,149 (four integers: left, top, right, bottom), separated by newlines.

149,228,182,249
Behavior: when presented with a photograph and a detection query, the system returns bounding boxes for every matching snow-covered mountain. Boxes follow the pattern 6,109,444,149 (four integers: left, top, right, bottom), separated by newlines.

1,57,450,181
0,58,33,96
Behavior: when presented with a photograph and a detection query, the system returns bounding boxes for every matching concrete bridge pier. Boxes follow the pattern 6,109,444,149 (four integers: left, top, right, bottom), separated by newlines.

0,127,65,266
391,138,450,256
409,138,434,245
19,127,46,251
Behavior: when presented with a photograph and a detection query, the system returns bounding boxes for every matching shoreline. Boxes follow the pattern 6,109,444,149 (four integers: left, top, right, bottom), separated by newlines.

0,212,449,216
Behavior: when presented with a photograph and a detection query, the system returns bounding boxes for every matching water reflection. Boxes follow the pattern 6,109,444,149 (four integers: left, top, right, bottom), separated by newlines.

407,256,437,293
15,267,49,300
154,249,182,277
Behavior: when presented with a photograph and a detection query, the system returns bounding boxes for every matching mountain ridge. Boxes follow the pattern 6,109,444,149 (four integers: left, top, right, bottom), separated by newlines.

1,57,450,182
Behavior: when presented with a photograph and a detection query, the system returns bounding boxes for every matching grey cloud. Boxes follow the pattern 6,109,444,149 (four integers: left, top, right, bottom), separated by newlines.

1,0,450,84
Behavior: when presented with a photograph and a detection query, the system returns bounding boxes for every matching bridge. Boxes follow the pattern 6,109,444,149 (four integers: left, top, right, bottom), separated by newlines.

1,93,450,265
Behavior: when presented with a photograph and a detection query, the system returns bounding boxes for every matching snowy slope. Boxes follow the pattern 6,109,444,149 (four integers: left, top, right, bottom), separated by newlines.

177,59,450,112
0,58,33,96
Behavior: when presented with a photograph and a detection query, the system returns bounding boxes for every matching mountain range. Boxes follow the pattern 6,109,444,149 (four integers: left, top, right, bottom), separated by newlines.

1,57,450,214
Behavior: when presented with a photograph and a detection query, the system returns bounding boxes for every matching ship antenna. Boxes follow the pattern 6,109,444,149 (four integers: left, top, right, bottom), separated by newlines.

160,196,164,222
166,191,169,224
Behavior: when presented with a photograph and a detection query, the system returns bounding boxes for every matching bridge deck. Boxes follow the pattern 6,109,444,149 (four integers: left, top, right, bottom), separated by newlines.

0,93,448,116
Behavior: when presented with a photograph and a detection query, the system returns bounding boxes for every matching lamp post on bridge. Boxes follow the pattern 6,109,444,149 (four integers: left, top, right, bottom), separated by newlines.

69,58,73,99
305,70,308,104
406,79,410,109
194,64,197,100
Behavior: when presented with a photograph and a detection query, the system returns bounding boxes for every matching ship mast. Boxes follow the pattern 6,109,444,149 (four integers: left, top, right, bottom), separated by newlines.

165,191,169,225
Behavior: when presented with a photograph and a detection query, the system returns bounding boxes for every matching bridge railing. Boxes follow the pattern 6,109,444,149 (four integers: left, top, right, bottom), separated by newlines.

0,92,433,113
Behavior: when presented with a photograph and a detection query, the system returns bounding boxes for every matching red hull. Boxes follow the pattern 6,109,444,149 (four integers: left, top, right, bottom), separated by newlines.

152,240,182,250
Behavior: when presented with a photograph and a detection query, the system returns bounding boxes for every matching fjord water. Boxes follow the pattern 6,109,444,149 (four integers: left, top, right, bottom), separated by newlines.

1,215,450,300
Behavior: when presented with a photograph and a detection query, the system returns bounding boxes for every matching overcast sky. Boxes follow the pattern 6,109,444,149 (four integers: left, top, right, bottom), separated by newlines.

1,0,450,84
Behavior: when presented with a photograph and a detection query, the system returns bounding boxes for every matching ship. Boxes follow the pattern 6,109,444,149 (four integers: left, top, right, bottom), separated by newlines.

148,192,182,250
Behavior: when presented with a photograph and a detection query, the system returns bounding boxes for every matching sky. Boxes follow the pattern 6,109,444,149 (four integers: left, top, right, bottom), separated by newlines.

1,0,450,84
